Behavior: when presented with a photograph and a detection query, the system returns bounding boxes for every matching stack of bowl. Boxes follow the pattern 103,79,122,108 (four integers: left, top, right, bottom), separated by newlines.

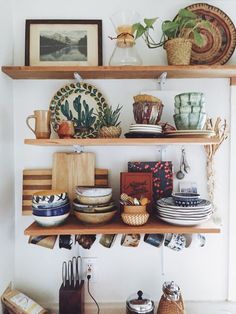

32,190,70,227
73,187,117,224
173,92,206,130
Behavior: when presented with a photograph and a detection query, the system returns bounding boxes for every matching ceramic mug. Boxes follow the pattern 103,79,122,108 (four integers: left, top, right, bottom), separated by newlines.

26,110,51,139
59,235,73,250
121,234,140,247
57,120,75,139
75,234,96,249
28,235,57,249
164,233,186,251
184,233,206,248
144,234,164,248
99,234,117,248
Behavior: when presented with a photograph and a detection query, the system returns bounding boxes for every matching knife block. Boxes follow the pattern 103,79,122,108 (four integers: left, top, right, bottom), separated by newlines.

59,280,84,314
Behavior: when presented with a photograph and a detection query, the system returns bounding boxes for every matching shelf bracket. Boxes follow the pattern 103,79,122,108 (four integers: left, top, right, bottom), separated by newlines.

156,145,167,161
157,72,167,90
74,72,83,83
73,145,84,153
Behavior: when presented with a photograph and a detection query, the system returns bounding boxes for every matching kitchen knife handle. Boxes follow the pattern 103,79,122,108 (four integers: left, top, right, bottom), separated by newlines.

68,260,72,287
62,261,67,287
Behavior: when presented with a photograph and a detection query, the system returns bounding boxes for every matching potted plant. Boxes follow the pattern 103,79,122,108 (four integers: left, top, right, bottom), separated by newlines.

133,8,210,65
96,104,123,138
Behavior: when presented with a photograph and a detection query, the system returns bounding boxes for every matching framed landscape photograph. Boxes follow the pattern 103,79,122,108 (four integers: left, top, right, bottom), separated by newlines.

25,19,102,66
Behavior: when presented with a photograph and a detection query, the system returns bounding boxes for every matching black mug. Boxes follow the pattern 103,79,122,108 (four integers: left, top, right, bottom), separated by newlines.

59,235,73,250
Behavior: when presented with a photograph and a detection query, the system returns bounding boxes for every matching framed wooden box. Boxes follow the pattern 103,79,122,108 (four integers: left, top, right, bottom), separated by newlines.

120,172,153,202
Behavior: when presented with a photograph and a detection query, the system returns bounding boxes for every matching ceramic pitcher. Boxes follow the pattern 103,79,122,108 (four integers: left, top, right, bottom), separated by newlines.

26,110,51,139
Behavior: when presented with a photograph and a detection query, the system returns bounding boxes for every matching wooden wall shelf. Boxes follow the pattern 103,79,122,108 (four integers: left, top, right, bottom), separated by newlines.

24,137,219,146
24,216,220,236
2,65,236,80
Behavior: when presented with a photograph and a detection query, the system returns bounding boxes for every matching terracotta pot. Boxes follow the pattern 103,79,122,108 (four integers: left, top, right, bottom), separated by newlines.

57,121,75,139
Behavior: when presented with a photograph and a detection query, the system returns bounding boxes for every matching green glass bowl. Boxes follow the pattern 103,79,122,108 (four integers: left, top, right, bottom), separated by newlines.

173,113,206,130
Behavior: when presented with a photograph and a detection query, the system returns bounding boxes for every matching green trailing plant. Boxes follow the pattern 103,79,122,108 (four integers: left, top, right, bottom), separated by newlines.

133,8,211,48
72,95,96,128
96,104,122,128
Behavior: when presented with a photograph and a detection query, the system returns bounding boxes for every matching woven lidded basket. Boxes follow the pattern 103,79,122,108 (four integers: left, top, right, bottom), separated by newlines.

121,212,149,226
164,38,192,65
157,294,185,314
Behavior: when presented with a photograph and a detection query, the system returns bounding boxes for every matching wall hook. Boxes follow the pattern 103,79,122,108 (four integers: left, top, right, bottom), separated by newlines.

157,72,167,90
74,72,83,83
73,145,84,153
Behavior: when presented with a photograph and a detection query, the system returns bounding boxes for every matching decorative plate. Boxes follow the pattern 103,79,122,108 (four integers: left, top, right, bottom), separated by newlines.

185,3,236,65
50,82,108,138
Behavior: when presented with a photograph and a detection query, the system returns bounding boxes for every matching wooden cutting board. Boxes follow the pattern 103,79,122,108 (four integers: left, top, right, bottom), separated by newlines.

22,168,109,215
52,152,95,201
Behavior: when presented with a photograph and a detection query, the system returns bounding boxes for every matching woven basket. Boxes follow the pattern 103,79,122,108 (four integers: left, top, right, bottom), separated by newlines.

164,38,192,65
121,212,149,226
98,126,122,138
124,205,147,214
157,294,185,314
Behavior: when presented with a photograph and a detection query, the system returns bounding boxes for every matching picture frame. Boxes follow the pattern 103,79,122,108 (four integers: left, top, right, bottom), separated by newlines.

120,172,153,203
25,19,102,66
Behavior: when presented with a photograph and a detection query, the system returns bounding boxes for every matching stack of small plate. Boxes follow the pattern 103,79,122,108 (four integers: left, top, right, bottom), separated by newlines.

125,124,163,138
155,197,213,226
164,129,215,138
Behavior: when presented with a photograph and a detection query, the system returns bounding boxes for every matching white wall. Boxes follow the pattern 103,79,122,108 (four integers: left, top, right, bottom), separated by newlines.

11,0,235,307
0,0,15,310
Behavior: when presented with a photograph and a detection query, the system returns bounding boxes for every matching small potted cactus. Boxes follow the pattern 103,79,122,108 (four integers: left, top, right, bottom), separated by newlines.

96,104,123,138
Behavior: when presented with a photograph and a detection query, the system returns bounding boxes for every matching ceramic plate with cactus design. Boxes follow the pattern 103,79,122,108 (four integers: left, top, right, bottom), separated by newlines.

50,82,108,138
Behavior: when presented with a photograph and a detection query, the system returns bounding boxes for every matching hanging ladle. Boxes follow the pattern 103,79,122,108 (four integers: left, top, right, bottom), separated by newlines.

176,147,190,180
176,163,185,180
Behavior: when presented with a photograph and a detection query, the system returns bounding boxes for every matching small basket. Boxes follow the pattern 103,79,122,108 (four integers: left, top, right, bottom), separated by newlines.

164,38,192,65
121,212,149,226
157,294,185,314
124,205,147,214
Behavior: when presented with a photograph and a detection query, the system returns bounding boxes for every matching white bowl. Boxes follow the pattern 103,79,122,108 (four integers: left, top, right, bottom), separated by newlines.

33,212,70,227
75,187,112,197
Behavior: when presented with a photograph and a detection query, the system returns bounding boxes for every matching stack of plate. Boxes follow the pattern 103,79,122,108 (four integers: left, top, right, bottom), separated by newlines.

155,197,213,226
125,124,163,138
164,130,215,138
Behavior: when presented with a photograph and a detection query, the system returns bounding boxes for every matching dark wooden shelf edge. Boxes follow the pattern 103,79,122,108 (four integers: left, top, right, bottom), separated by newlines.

24,216,220,236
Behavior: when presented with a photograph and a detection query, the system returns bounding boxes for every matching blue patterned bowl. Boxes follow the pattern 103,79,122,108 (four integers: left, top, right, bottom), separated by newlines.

172,193,200,207
32,202,70,216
